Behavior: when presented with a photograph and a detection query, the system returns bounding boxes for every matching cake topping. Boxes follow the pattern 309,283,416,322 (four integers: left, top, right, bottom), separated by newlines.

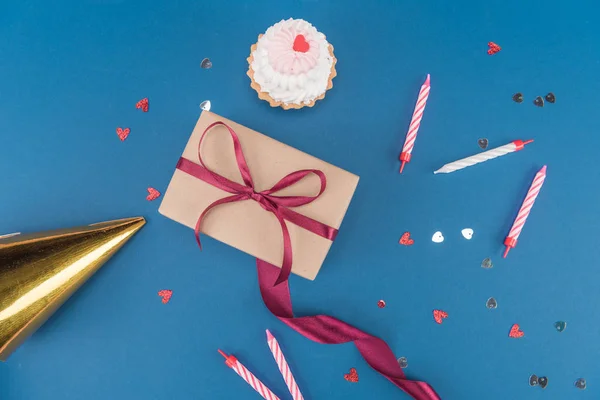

293,34,310,52
250,18,335,106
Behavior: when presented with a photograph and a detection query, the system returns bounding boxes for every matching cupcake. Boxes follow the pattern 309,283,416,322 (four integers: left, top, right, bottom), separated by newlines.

247,18,337,110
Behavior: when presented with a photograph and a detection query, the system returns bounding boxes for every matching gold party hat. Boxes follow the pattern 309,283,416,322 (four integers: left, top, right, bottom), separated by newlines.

0,217,145,361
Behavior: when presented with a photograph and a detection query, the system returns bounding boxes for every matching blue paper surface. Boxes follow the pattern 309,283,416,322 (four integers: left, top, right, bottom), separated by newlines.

1,0,599,399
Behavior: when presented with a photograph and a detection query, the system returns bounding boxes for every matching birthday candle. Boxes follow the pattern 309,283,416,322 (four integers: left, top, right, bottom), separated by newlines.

434,140,533,174
218,350,280,400
503,165,547,258
266,330,304,400
399,74,431,173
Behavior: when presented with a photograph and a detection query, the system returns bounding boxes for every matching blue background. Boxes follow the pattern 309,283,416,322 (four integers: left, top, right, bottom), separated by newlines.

1,0,598,399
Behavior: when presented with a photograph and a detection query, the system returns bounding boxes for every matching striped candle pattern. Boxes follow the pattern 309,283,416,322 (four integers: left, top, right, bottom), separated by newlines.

219,349,280,400
399,74,431,173
231,359,281,400
434,140,533,174
266,330,304,400
503,165,547,258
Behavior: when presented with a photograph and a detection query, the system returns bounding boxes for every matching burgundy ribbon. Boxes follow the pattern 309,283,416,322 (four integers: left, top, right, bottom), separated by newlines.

178,121,440,400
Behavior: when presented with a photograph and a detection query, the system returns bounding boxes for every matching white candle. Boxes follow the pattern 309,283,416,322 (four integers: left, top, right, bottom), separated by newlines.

434,140,533,174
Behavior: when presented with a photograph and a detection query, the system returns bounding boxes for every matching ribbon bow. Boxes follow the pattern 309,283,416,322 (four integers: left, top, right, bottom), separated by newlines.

176,120,440,400
177,121,336,285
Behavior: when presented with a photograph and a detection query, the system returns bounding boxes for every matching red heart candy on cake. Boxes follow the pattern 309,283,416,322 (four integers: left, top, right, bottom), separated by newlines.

509,323,524,338
433,309,448,324
146,187,161,201
344,368,359,383
399,232,414,246
293,34,310,53
116,127,130,141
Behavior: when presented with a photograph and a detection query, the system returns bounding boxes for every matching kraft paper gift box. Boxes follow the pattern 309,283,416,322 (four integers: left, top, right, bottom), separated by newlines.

159,111,359,280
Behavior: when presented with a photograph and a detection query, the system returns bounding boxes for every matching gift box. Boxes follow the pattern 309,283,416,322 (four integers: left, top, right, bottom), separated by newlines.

159,111,359,280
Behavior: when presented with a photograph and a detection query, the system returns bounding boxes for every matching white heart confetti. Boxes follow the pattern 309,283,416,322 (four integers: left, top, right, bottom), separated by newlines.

200,100,211,111
461,228,473,240
431,231,444,243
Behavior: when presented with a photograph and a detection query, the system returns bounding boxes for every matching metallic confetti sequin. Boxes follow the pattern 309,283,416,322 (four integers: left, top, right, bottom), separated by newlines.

200,100,211,111
554,321,567,332
146,187,161,201
486,297,497,309
433,309,448,324
533,96,544,107
478,138,489,149
461,228,473,240
487,42,501,55
116,127,130,141
431,231,444,243
200,58,212,69
509,323,524,338
513,93,524,103
538,376,548,389
344,368,359,383
529,374,539,386
377,300,386,308
399,231,414,246
158,289,173,304
545,92,556,103
481,257,493,269
397,357,408,369
135,97,149,112
575,378,586,390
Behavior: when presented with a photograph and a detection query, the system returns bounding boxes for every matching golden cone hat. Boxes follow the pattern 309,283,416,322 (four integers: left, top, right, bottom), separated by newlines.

0,217,145,361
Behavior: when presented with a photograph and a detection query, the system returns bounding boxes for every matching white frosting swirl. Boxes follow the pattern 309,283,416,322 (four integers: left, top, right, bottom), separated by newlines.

250,18,334,106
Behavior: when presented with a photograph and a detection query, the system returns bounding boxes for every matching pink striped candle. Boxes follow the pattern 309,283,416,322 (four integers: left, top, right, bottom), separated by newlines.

218,350,280,400
266,330,304,400
399,74,431,173
503,165,547,258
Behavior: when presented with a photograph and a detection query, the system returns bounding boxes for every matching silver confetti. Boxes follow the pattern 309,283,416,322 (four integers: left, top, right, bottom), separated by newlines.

529,374,539,386
554,321,567,332
486,297,498,309
538,376,548,389
200,58,212,69
575,378,586,390
397,357,408,369
481,257,493,269
200,100,211,111
478,138,489,149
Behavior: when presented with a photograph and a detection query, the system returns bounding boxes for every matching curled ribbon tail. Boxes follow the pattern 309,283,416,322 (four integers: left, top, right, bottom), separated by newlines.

257,260,441,400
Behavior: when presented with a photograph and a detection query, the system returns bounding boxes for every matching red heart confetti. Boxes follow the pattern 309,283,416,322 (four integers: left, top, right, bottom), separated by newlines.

487,41,501,55
377,300,386,308
509,323,524,338
158,289,172,304
433,309,448,324
293,34,310,53
344,368,359,383
136,97,149,112
116,127,130,141
146,187,161,201
399,231,414,246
